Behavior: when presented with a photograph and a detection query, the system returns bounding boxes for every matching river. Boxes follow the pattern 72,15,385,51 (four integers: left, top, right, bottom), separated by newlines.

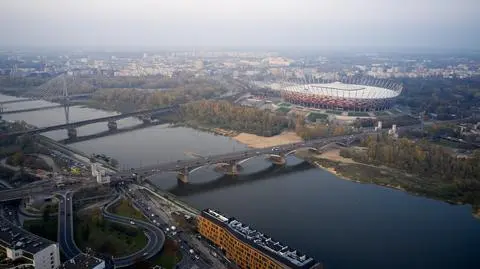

1,94,480,269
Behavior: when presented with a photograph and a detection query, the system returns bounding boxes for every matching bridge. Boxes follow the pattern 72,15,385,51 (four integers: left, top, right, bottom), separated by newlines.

3,105,177,139
116,133,366,184
0,93,93,105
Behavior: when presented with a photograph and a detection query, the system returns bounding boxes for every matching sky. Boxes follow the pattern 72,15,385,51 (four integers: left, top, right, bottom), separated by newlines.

0,0,479,49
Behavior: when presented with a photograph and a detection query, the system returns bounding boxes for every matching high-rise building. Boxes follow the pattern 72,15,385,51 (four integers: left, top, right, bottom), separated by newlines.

198,209,322,269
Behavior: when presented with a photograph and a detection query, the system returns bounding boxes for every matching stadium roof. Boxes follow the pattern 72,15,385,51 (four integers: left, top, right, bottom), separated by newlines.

283,82,400,100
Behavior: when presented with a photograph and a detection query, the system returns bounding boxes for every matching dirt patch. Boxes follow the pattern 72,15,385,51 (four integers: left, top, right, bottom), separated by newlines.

316,149,356,164
233,131,303,148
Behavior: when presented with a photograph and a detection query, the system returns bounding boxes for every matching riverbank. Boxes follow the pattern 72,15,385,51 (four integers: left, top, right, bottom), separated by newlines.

232,131,303,148
170,120,304,148
311,149,480,219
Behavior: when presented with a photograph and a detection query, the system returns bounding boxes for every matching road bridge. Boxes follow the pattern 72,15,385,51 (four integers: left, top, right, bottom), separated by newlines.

58,121,166,145
3,105,177,139
117,133,366,184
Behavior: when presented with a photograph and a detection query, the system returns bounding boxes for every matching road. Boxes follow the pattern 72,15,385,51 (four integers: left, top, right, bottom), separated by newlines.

57,191,82,259
120,183,228,269
0,181,58,202
102,195,165,268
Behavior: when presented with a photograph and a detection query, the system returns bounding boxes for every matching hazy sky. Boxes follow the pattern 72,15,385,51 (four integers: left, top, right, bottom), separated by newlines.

1,0,479,49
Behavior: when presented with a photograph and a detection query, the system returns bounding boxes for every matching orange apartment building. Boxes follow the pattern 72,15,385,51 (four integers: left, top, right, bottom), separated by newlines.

198,209,322,269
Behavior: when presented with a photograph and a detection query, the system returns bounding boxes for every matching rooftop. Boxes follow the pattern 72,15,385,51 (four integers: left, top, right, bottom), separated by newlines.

0,217,56,254
202,209,318,268
59,253,104,269
283,83,400,99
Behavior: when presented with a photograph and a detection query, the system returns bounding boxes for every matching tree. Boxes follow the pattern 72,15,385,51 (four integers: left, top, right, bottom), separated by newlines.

11,151,25,166
42,206,51,222
82,224,90,241
132,258,150,269
110,158,119,168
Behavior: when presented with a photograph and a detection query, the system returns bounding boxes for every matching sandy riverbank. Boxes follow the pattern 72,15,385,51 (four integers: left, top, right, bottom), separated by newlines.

232,131,303,149
312,149,407,192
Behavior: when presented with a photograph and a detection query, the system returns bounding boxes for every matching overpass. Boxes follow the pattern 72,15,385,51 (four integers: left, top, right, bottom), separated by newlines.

116,132,367,183
0,182,60,202
3,105,177,139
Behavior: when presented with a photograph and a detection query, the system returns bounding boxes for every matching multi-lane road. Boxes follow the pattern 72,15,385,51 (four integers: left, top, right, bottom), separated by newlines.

102,195,165,267
58,191,82,259
120,184,222,269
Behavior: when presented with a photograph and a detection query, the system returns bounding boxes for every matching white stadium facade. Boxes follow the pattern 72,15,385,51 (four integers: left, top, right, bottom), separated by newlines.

280,78,403,111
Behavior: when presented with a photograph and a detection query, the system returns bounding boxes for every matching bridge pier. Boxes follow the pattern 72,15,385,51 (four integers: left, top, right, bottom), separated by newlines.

214,162,241,176
67,128,77,139
176,167,189,184
107,120,117,131
266,154,286,166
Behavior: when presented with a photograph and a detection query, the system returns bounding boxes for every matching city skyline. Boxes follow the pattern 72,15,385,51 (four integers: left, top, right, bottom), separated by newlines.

0,0,479,49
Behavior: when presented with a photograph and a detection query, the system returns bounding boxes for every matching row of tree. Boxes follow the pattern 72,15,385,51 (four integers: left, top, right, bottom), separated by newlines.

294,116,353,140
397,77,480,119
340,134,480,205
91,78,231,112
179,100,290,136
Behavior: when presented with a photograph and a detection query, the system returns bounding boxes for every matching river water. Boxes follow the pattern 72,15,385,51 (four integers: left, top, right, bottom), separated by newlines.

2,94,480,269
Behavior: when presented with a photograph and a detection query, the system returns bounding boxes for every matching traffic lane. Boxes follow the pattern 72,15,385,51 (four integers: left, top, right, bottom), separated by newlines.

125,188,225,268
64,192,81,256
111,229,157,267
102,213,162,267
131,191,223,268
127,194,212,268
58,195,75,259
102,199,165,266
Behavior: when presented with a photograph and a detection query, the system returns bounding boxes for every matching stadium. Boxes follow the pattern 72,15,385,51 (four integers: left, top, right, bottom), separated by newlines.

280,78,403,111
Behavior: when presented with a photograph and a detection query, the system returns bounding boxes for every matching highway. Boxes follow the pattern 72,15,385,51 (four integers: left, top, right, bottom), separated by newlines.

58,191,82,259
120,184,221,269
102,195,165,268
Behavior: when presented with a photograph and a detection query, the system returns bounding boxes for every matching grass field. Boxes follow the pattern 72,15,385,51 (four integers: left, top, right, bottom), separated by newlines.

307,112,329,122
74,208,148,256
326,110,343,115
110,199,148,221
276,106,291,113
348,111,370,117
374,111,390,116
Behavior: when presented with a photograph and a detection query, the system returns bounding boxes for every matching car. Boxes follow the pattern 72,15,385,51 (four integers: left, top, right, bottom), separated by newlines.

130,221,135,225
